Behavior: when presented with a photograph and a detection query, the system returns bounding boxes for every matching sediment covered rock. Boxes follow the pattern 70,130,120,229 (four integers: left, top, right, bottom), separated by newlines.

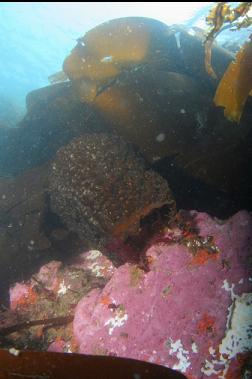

49,133,175,247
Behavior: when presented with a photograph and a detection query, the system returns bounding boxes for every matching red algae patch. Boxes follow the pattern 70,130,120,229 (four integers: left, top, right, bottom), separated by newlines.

10,283,38,311
197,313,216,335
190,249,219,266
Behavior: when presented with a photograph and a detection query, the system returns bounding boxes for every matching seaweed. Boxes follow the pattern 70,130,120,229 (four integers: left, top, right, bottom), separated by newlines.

204,2,252,79
204,2,252,123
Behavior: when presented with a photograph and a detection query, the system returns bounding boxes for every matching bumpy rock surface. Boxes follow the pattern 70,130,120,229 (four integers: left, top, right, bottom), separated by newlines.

0,163,85,304
2,210,252,378
72,210,252,378
3,251,115,351
49,133,175,247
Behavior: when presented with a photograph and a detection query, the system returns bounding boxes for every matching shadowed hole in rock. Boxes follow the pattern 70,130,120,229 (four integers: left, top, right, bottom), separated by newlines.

122,203,173,269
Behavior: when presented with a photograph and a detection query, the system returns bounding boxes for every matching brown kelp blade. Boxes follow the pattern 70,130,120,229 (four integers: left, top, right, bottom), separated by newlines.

0,349,187,379
213,37,252,123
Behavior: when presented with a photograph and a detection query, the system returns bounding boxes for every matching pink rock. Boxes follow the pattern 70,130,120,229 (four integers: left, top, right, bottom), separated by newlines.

47,339,65,353
9,282,31,310
36,260,62,291
69,250,116,280
73,211,252,378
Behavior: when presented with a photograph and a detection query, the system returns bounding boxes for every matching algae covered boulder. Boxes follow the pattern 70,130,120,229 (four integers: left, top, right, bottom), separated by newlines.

62,17,179,102
61,17,232,100
72,210,252,378
1,17,251,195
3,209,252,377
48,133,175,248
58,16,252,192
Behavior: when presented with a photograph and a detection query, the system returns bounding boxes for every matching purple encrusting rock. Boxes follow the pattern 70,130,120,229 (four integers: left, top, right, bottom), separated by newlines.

73,210,252,378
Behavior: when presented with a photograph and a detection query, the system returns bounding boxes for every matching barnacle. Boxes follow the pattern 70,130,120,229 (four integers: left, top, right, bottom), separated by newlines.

204,2,252,123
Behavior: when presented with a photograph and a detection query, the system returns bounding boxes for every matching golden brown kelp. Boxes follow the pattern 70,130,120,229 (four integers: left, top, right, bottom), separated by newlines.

204,2,252,123
61,17,176,102
47,16,249,192
0,349,187,379
51,16,232,96
92,69,212,164
204,2,252,79
214,36,252,123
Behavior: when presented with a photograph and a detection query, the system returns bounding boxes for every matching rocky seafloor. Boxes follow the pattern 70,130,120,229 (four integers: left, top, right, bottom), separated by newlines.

1,209,251,379
0,19,252,379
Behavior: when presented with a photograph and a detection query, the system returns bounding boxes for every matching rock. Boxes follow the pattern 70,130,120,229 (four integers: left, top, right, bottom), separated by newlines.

49,133,175,249
72,210,252,378
5,249,115,351
0,164,81,304
0,18,251,206
0,83,108,177
62,17,251,192
0,165,49,243
2,209,251,377
0,165,50,301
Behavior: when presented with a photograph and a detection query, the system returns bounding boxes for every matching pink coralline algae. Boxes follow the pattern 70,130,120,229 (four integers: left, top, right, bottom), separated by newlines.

5,210,252,378
9,282,37,311
9,251,115,311
73,210,252,378
6,250,116,352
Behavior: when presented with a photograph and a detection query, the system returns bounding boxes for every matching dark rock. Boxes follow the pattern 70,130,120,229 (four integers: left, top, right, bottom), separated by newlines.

0,83,109,177
49,133,175,248
0,164,83,304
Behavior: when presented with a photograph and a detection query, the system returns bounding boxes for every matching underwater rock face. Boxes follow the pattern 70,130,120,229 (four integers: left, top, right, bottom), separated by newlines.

0,83,108,177
0,165,51,301
72,210,252,378
60,17,252,192
49,133,175,247
1,17,251,198
2,210,252,377
0,163,85,304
